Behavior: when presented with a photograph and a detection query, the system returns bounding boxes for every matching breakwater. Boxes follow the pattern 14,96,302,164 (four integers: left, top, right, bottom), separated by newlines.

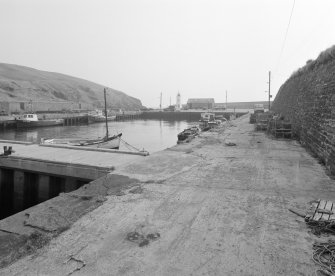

141,111,247,121
0,112,143,129
0,120,16,129
0,111,249,129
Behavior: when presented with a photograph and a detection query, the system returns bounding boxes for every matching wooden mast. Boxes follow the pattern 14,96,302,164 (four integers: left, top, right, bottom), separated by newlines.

104,88,109,138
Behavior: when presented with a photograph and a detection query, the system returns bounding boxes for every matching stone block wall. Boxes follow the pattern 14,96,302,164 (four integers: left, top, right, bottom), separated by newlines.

6,101,94,113
272,58,335,174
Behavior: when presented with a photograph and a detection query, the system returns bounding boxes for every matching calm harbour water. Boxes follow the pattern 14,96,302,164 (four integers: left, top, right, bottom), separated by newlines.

0,120,196,153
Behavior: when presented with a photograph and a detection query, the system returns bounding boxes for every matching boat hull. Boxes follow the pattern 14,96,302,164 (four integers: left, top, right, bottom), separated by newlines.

88,115,116,123
43,133,122,150
177,126,200,142
78,134,122,149
16,119,64,128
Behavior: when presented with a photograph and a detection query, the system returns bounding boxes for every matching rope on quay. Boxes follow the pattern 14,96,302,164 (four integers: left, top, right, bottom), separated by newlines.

313,240,335,276
307,221,335,236
120,139,149,155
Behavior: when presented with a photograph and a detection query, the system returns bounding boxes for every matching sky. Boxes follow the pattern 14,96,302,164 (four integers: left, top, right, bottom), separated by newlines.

0,0,334,108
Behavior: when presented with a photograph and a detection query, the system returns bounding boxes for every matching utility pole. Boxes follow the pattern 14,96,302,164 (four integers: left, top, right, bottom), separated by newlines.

160,92,162,110
225,90,227,110
170,96,171,107
104,88,109,138
268,71,271,111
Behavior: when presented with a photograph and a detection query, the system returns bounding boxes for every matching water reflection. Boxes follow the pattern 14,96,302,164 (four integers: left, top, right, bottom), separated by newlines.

0,119,197,153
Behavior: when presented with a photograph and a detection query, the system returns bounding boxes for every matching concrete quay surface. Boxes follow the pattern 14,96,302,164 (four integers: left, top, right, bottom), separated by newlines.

0,141,143,169
2,114,335,275
0,142,143,179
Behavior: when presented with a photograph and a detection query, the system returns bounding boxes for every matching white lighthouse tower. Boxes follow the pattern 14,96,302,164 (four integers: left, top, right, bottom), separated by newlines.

176,92,181,110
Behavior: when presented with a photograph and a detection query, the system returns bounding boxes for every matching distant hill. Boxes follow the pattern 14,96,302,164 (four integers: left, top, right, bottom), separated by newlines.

0,63,143,110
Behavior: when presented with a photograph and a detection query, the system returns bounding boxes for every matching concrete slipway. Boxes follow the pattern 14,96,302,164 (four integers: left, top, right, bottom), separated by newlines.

2,114,335,275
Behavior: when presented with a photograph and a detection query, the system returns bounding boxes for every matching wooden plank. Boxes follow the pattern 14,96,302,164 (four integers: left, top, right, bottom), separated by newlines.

313,200,327,221
330,203,335,221
321,201,333,221
307,200,321,220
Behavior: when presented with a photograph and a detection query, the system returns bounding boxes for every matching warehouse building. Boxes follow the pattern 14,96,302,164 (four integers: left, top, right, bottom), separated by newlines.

187,98,215,109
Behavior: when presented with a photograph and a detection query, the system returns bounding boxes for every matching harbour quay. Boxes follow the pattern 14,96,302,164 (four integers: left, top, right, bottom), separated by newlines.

0,110,247,129
0,116,16,129
0,141,144,220
141,109,249,121
0,113,333,275
0,111,143,129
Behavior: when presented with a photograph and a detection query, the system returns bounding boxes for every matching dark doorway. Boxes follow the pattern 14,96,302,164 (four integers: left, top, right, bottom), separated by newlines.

23,172,39,209
0,169,14,219
49,176,65,198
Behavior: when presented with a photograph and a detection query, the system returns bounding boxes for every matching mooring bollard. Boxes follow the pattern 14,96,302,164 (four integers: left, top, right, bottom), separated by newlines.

2,145,14,156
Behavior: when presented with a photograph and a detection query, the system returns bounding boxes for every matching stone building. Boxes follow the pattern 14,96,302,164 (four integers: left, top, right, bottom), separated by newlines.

187,98,215,109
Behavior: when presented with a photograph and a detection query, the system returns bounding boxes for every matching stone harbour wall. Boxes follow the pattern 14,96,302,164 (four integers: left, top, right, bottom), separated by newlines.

272,52,335,174
2,101,94,113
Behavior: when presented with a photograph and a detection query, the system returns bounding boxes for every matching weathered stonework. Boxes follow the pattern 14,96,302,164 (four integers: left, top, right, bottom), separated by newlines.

272,58,335,174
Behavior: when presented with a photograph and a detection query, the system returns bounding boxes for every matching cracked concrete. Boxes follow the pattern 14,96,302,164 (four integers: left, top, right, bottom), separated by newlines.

1,114,335,275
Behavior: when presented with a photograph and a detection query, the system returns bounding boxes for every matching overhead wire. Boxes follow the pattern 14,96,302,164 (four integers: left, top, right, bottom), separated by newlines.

275,0,296,74
276,5,333,71
271,0,296,99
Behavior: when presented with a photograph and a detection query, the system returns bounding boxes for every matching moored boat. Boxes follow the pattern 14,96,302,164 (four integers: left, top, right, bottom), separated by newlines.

177,126,200,143
208,120,221,127
88,110,116,123
200,112,215,122
90,115,116,123
41,88,122,149
199,112,227,130
16,114,64,128
42,133,122,149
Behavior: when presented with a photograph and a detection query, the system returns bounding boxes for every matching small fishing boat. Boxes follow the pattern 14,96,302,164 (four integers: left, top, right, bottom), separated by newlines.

199,112,227,130
88,110,116,123
42,133,122,149
177,126,200,143
16,114,64,128
41,88,122,149
208,120,222,127
200,112,215,122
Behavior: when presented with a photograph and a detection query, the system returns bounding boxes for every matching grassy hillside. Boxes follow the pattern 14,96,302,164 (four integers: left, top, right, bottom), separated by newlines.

0,63,143,110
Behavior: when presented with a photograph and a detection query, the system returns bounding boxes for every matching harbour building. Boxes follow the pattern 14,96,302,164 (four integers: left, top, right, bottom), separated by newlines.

186,98,215,109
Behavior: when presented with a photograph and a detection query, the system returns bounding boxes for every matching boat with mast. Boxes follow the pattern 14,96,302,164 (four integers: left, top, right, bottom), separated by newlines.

42,88,122,149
